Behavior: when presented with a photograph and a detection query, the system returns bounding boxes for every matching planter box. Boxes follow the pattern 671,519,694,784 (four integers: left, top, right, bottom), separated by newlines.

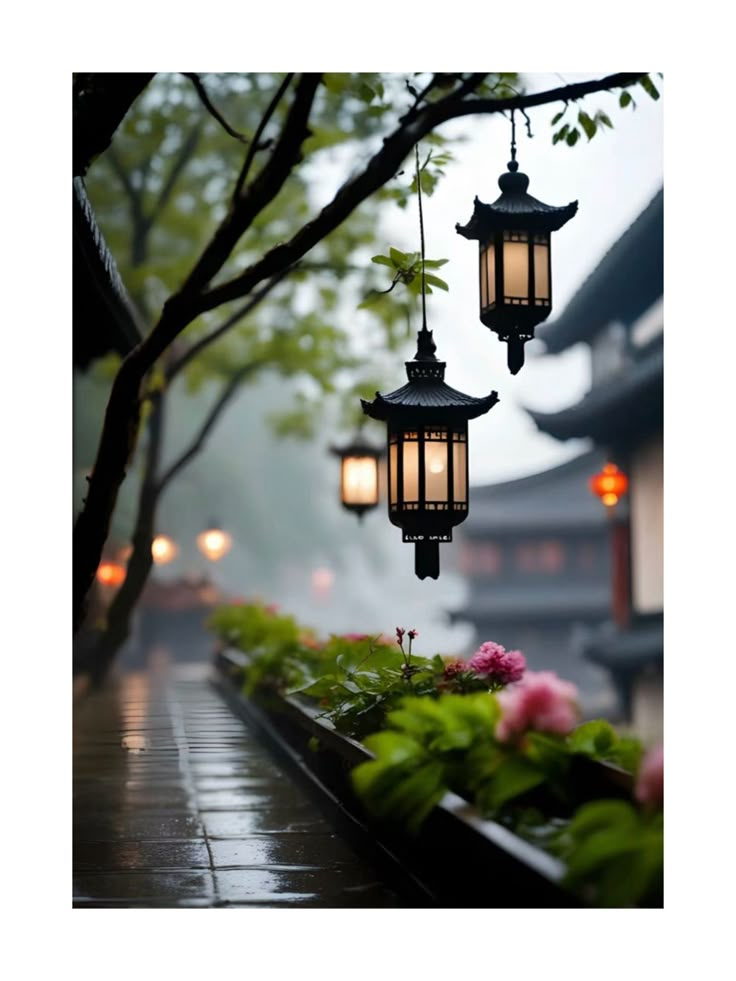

212,648,636,908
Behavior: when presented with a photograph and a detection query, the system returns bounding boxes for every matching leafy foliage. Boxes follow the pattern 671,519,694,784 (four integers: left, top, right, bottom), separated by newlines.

207,601,662,906
550,800,663,907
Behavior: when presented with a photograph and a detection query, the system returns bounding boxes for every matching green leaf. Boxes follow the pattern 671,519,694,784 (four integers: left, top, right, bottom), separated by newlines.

371,254,394,267
478,756,545,811
358,82,376,103
551,110,566,125
389,246,408,267
423,274,449,291
566,128,580,147
640,76,660,100
596,111,614,129
619,90,633,108
422,258,449,268
578,111,597,140
568,720,617,756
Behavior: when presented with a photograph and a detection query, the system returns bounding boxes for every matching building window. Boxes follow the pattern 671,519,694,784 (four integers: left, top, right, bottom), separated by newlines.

515,540,565,574
459,542,503,576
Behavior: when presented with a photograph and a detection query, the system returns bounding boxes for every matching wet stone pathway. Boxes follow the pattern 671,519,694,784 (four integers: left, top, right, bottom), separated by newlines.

73,664,401,907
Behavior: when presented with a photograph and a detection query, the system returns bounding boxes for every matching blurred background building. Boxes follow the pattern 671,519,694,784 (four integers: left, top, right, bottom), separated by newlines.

527,188,663,739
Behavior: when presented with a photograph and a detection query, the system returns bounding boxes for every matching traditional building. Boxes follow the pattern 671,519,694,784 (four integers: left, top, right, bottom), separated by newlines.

452,449,616,716
528,188,663,741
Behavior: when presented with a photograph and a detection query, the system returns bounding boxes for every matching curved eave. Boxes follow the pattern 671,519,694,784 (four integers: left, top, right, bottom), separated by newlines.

582,617,663,672
456,196,578,240
74,177,143,370
527,348,663,443
539,189,663,353
362,386,499,423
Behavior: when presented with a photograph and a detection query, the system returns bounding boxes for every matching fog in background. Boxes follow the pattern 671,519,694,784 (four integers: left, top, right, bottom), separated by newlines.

75,73,663,659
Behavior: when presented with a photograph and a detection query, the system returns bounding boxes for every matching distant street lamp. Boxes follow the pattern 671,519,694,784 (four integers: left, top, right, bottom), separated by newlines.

362,325,498,580
590,462,629,509
151,534,178,565
330,430,384,519
196,521,233,562
96,560,126,587
456,113,577,374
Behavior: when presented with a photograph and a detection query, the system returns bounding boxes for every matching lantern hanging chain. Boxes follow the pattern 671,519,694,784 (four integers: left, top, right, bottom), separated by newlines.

414,143,428,333
510,109,517,163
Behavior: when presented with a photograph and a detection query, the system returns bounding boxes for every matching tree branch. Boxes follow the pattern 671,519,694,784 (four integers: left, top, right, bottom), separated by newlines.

149,121,204,226
157,362,262,490
165,265,293,381
234,72,295,199
197,72,645,313
182,72,249,143
165,72,319,310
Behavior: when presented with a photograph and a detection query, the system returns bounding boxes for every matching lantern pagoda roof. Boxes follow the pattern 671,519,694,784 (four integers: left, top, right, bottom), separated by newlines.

361,328,498,424
329,434,384,459
455,161,578,239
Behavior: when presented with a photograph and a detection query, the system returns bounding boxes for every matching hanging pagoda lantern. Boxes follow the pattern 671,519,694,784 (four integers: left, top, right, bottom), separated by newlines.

329,430,384,519
590,462,629,509
362,325,498,580
196,520,233,562
456,114,577,374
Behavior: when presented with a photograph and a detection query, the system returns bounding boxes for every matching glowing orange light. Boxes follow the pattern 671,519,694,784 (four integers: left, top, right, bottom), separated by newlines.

590,463,629,508
151,534,178,565
196,527,233,562
96,561,126,587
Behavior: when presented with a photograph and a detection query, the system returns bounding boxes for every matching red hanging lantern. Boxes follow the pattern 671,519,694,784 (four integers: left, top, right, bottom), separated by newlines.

590,462,629,508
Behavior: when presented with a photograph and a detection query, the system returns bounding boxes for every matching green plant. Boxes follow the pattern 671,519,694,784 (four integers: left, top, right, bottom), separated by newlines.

208,601,314,694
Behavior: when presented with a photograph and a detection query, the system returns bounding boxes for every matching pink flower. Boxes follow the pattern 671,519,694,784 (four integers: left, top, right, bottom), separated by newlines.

468,641,526,686
396,627,405,642
265,603,280,614
496,671,579,741
635,745,663,808
408,629,418,640
342,633,369,641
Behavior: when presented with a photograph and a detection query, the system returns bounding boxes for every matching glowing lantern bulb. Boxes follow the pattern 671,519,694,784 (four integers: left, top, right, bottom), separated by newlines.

196,527,233,562
96,561,126,587
151,534,178,565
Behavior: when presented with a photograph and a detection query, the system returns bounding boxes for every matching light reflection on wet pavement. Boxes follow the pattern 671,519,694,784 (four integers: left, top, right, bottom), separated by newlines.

73,664,401,907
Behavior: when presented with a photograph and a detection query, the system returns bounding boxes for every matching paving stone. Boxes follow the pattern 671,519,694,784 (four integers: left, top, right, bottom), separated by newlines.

73,664,400,907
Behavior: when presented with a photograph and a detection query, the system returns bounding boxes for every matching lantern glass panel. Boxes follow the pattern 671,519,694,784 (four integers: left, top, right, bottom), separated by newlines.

452,435,467,503
480,242,495,309
424,436,448,501
534,236,550,302
342,456,378,506
403,437,419,501
503,232,530,303
389,441,398,506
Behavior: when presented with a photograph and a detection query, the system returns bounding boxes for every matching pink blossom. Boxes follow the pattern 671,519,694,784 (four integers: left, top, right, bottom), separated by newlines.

265,603,280,614
408,629,418,640
342,633,369,641
396,627,405,642
635,745,663,808
468,642,526,686
496,671,579,741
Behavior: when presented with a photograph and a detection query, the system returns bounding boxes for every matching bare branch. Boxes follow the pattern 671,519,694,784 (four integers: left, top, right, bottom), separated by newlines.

165,265,293,381
149,122,204,226
157,361,262,490
234,72,295,199
197,72,645,313
182,72,249,143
